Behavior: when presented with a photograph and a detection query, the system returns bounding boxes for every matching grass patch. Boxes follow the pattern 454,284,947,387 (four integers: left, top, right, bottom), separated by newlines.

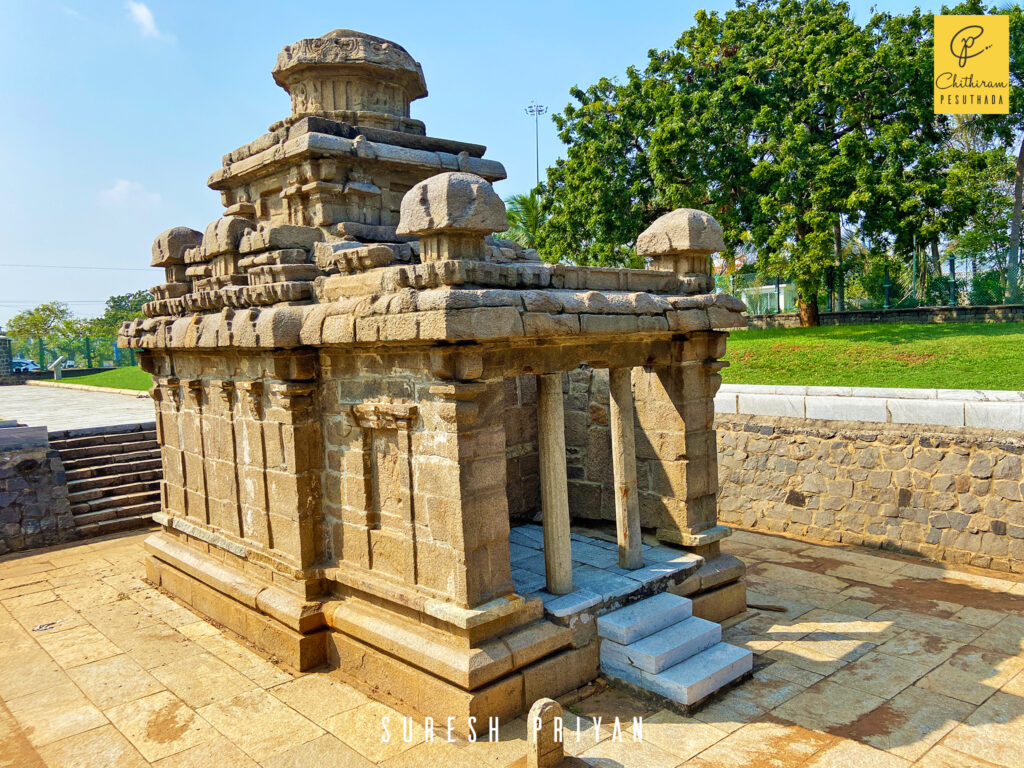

67,366,153,391
721,322,1024,390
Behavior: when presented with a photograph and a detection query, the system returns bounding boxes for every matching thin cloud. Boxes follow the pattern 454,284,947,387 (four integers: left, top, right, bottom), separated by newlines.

126,2,159,38
99,180,161,207
62,6,83,18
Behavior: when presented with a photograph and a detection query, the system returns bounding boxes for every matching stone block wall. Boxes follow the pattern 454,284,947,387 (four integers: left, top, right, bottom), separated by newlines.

504,369,617,527
0,426,75,554
504,375,540,524
505,357,725,541
716,414,1024,573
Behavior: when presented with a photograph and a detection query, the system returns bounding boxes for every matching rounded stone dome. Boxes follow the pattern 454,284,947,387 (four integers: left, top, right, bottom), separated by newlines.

397,172,508,236
636,208,725,256
272,30,427,124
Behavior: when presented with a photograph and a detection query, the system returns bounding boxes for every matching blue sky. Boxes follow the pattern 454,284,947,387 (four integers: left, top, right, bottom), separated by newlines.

0,0,928,327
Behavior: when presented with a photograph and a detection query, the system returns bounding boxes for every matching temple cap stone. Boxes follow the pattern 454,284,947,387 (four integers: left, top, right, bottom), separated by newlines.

151,227,202,268
273,29,427,120
397,172,508,237
637,208,725,257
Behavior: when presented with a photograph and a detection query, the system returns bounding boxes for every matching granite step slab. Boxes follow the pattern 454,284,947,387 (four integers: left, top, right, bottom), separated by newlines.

600,615,721,674
602,641,753,706
596,592,693,645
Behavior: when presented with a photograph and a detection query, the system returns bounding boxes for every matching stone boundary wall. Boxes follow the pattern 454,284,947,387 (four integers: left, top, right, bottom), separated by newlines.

0,333,10,376
745,303,1024,329
715,384,1024,431
0,425,75,555
716,413,1024,573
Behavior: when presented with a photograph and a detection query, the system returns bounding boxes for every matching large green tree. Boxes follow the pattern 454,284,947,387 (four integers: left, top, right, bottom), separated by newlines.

85,290,152,338
542,0,952,325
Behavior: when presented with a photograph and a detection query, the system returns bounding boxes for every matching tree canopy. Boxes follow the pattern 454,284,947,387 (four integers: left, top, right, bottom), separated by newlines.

539,0,1024,323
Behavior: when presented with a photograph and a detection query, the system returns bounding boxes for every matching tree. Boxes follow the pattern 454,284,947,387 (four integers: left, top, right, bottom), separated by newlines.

86,290,152,338
502,191,549,251
6,302,83,367
542,1,949,325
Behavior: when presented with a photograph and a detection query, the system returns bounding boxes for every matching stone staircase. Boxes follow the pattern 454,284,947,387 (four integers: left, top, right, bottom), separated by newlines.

598,592,752,706
49,422,162,538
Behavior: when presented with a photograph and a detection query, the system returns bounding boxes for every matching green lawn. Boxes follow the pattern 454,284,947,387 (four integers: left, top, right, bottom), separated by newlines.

721,322,1024,390
68,366,153,391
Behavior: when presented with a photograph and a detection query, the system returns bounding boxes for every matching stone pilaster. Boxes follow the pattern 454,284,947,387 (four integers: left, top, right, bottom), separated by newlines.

635,332,730,551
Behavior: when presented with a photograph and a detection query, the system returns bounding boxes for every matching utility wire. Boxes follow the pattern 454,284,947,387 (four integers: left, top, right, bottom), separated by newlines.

0,264,151,271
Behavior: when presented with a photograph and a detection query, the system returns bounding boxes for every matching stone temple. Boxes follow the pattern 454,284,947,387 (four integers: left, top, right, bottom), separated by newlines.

119,29,751,727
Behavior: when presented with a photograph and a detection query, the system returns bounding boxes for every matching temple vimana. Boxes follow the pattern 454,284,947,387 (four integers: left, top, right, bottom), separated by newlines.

119,29,753,728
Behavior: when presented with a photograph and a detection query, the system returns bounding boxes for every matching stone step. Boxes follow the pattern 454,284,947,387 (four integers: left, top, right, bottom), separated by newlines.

74,501,160,528
68,481,161,507
72,490,161,516
602,641,753,707
600,616,721,675
75,512,158,539
57,439,160,462
66,458,163,482
48,421,156,444
67,469,163,493
596,592,692,645
62,448,162,472
50,429,158,452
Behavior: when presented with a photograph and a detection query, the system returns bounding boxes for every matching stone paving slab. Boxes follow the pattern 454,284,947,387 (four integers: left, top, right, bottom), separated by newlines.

3,528,1024,765
510,525,701,617
0,385,155,431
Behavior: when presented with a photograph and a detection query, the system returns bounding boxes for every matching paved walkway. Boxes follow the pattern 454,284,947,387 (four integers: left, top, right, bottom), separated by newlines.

0,386,155,431
1,529,1023,766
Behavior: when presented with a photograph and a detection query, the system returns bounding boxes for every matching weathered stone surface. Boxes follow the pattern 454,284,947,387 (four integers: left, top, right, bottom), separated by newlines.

396,171,508,236
0,431,76,555
152,227,203,268
716,413,1024,573
637,208,725,257
272,29,428,124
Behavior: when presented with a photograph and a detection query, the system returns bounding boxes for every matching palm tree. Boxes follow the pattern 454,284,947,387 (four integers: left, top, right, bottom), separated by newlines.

502,191,548,250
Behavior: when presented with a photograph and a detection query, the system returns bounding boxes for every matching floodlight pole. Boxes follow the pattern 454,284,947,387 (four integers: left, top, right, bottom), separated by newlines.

525,101,548,187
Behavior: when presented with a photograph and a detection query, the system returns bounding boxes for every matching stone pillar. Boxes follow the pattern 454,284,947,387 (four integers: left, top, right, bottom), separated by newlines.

634,332,729,553
636,208,732,556
538,374,572,595
418,377,514,608
608,368,642,569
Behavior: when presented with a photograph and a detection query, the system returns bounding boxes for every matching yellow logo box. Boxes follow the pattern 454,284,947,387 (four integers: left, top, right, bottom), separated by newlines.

934,14,1009,114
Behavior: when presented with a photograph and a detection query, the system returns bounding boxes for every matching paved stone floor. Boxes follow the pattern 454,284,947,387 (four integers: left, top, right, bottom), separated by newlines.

0,386,155,431
2,528,1024,767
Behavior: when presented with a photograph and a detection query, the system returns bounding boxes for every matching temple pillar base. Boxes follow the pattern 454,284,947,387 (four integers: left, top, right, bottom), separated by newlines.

325,610,600,734
666,551,747,622
145,547,329,671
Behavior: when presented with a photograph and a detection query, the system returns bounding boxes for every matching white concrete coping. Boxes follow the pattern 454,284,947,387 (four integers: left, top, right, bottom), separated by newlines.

26,380,150,398
715,384,1024,430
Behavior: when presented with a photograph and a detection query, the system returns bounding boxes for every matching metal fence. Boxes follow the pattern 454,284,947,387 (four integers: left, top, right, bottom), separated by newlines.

8,336,135,372
717,259,1022,314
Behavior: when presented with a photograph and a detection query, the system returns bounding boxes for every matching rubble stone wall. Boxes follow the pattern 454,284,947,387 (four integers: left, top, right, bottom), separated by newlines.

716,414,1024,573
0,427,75,554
